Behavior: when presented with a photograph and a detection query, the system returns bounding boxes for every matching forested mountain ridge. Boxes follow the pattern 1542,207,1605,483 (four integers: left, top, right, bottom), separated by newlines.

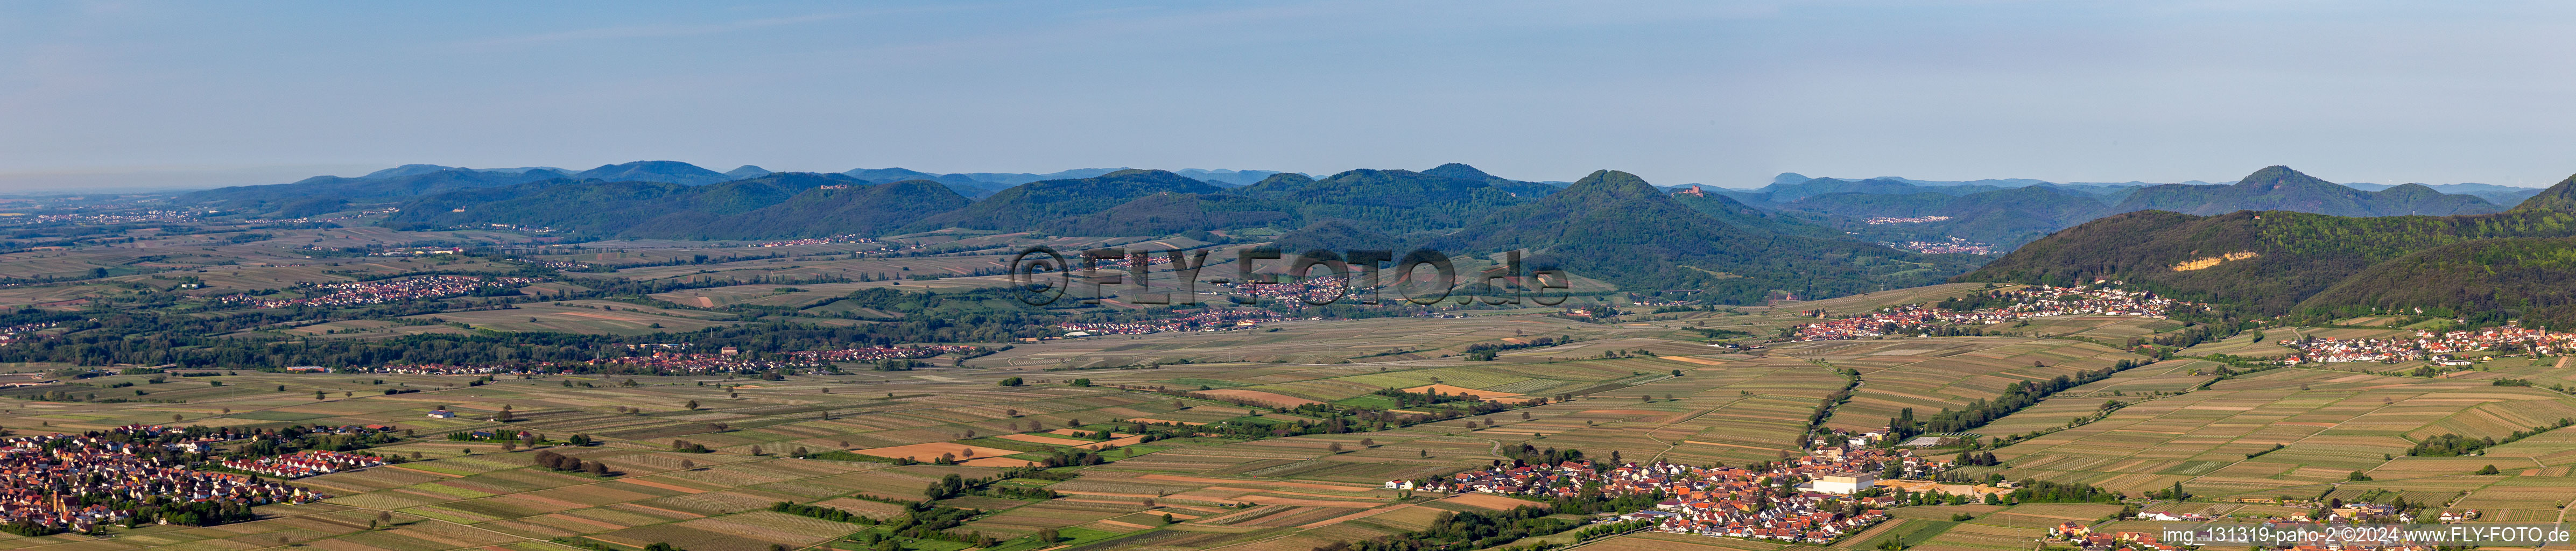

1410,170,1975,304
1230,166,1550,234
2343,181,2544,205
181,168,572,214
1034,192,1294,237
902,169,1225,232
2109,165,2500,217
1780,185,2118,248
2297,236,2576,326
2511,174,2576,213
623,178,970,240
1668,188,1852,240
381,172,861,236
1960,182,2576,322
572,160,732,186
360,164,564,179
1418,163,1561,197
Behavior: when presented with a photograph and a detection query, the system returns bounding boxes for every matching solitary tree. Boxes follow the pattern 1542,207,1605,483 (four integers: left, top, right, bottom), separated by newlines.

750,445,764,456
685,399,699,409
793,447,809,457
680,458,696,470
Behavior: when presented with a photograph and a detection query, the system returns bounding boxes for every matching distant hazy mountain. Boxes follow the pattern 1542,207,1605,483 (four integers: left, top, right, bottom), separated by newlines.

1782,185,2116,249
1667,187,1853,241
360,164,471,179
356,164,567,179
2340,181,2545,205
182,168,572,214
840,167,1294,197
1037,192,1294,237
1417,163,1559,197
1013,164,1553,238
1753,172,2214,190
1709,168,2512,252
628,178,970,240
383,172,864,236
1742,177,2009,204
722,165,773,180
1172,169,1298,187
842,167,1121,199
904,169,1224,232
2110,166,2500,217
572,161,731,186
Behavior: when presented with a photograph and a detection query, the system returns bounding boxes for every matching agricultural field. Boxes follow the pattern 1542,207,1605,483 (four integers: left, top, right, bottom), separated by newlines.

967,315,1624,369
396,300,747,335
1980,368,2576,499
1765,337,2149,433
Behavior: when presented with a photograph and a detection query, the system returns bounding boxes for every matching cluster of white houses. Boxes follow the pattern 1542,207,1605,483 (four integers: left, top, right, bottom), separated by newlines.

1793,284,2191,341
2281,326,2570,365
1398,448,1946,543
0,427,326,532
216,450,386,479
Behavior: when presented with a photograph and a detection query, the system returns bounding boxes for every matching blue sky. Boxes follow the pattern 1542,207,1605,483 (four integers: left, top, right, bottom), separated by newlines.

2,1,2572,192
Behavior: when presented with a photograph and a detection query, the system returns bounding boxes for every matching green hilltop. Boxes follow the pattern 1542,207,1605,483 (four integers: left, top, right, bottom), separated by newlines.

1963,173,2576,324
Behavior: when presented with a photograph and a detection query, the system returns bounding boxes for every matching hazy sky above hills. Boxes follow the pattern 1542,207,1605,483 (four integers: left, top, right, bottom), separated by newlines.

3,1,2574,192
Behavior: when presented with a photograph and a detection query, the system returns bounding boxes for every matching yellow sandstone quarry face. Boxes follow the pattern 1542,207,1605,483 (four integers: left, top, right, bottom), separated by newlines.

2172,251,2258,271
